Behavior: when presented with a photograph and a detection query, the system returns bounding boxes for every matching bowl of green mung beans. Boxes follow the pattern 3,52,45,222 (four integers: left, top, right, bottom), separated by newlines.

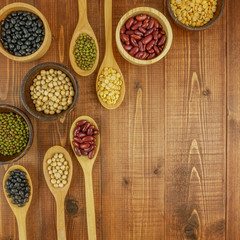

0,105,33,164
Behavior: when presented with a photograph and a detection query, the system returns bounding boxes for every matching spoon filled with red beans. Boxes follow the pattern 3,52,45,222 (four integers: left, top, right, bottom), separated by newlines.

120,14,167,60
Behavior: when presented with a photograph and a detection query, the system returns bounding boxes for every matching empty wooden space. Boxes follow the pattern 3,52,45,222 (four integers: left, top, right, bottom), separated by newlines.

0,0,238,239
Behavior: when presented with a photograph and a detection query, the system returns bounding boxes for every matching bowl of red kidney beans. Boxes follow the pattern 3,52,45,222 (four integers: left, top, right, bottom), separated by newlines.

116,7,173,65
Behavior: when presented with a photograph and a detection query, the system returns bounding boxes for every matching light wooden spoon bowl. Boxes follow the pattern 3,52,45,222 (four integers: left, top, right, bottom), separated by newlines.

96,0,125,110
70,116,100,240
3,165,33,240
69,0,99,76
43,146,73,240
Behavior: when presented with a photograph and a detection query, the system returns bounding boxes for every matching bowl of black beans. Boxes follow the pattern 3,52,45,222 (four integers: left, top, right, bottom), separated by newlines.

0,105,33,164
3,165,32,208
0,2,51,62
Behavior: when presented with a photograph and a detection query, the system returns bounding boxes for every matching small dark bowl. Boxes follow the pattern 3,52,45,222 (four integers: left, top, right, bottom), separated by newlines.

21,62,79,121
0,105,33,165
167,0,225,31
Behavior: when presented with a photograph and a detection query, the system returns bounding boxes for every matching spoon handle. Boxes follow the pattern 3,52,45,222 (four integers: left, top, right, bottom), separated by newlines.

56,197,67,240
104,0,113,57
78,0,88,22
16,214,27,240
84,170,97,240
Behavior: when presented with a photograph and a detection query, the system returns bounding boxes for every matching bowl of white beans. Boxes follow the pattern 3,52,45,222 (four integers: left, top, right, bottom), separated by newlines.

21,62,79,121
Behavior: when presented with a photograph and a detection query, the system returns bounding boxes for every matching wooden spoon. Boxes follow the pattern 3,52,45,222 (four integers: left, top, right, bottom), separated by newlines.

69,0,99,76
70,116,100,240
43,146,73,240
96,0,125,110
3,165,33,240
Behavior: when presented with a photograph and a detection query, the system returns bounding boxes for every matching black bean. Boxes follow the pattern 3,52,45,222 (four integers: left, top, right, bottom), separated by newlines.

4,22,9,29
11,18,16,24
24,198,29,203
18,203,24,207
9,44,14,49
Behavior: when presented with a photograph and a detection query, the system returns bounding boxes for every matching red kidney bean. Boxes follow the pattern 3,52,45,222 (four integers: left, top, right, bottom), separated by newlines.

82,122,91,132
120,33,129,42
74,137,83,144
144,19,149,24
74,127,81,137
158,35,166,46
77,132,86,138
120,25,126,34
153,19,160,28
88,150,95,159
142,22,149,28
80,149,88,156
80,143,90,149
73,141,79,148
142,34,153,45
153,31,158,40
75,147,82,156
158,33,162,39
83,145,95,152
135,51,144,59
147,18,155,29
130,37,138,47
123,44,133,51
89,125,95,129
131,21,142,30
138,41,144,52
87,128,93,136
76,120,87,127
133,20,137,24
136,14,147,21
92,144,97,149
153,45,160,55
138,26,147,33
93,130,99,135
131,34,142,40
125,41,130,45
134,30,143,36
126,30,134,35
82,136,95,142
144,28,154,37
161,44,165,49
141,51,148,60
129,47,139,56
147,53,156,59
126,17,134,29
148,48,154,54
160,30,166,35
146,40,155,51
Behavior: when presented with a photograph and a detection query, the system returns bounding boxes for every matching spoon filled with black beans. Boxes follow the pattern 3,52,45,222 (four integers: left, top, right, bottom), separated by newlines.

0,10,45,57
3,165,33,240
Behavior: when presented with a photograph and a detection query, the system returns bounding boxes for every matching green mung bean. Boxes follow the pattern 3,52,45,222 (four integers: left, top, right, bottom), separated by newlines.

0,112,29,156
74,33,97,71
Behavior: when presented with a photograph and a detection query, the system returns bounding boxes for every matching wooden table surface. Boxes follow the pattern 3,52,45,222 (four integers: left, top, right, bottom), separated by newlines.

0,0,239,239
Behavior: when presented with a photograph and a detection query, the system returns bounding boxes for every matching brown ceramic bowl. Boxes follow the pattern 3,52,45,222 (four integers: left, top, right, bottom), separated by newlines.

167,0,225,31
21,62,79,121
0,105,33,165
0,2,52,62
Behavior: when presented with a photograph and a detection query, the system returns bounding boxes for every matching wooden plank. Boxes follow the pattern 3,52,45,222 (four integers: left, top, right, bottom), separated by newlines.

164,11,226,240
100,0,165,239
226,0,240,239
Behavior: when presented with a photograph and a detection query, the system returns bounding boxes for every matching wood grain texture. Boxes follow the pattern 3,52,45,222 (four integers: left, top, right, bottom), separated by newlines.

0,0,232,239
226,0,240,239
165,5,226,239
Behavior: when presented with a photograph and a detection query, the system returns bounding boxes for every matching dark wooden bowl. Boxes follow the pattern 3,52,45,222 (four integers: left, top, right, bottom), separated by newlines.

0,105,33,165
167,0,225,31
21,62,79,121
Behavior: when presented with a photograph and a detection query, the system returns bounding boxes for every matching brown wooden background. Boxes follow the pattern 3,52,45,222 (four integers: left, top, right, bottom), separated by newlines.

0,0,239,239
